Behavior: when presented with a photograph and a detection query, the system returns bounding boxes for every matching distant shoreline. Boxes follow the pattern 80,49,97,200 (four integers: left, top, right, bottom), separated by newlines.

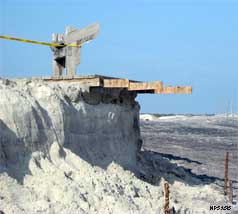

140,113,238,119
140,113,216,117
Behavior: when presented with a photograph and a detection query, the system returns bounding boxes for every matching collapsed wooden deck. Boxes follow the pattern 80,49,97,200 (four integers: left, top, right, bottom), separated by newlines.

42,75,192,94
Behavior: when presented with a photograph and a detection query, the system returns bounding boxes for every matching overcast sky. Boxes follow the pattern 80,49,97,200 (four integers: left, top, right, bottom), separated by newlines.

0,0,237,114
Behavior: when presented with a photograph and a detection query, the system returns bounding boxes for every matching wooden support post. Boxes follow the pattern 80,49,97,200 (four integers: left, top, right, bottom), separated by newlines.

229,180,233,203
224,152,229,195
164,182,169,214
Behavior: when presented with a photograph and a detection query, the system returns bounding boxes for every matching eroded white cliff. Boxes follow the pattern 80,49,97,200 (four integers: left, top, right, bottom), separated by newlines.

0,78,141,179
0,78,225,214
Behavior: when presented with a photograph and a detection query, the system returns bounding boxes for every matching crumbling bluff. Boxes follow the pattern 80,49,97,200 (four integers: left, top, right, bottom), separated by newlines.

0,78,224,214
0,78,141,180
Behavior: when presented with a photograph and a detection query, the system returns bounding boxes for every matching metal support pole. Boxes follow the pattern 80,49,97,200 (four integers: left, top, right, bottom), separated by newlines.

224,152,229,195
164,182,169,214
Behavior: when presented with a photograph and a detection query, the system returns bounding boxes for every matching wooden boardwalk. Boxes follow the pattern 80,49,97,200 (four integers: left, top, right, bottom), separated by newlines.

42,75,192,94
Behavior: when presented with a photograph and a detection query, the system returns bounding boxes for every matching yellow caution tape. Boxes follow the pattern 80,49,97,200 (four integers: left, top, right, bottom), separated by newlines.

0,35,81,48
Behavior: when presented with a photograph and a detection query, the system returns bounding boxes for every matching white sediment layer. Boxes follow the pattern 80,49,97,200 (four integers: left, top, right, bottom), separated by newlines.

0,79,225,213
0,142,224,214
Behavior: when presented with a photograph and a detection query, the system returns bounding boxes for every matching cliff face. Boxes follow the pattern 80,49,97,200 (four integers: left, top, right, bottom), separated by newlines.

0,78,226,214
0,78,141,180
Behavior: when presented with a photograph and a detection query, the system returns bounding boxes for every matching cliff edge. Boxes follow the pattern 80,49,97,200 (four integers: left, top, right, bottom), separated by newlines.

0,78,141,180
0,78,224,214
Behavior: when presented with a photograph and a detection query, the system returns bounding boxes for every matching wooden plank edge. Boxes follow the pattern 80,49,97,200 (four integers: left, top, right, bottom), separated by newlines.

128,81,163,91
154,86,192,94
43,77,102,87
103,78,129,88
